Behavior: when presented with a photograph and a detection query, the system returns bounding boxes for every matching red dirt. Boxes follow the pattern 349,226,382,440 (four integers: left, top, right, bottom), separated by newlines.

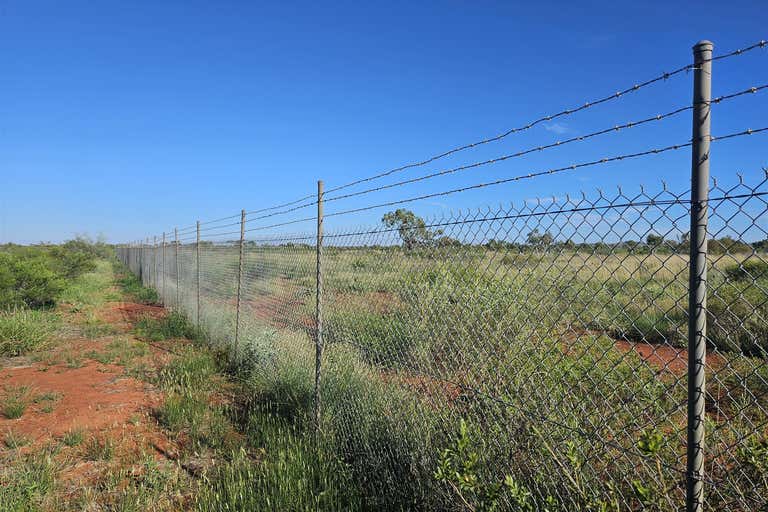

0,301,179,472
0,359,162,445
381,370,462,404
614,339,725,375
242,295,314,331
99,302,166,330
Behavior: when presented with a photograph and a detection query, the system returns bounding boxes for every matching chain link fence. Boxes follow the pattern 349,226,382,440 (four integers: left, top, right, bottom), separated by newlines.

118,174,768,511
115,39,768,511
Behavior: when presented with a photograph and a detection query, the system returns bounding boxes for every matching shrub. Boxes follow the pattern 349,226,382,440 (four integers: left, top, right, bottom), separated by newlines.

0,238,105,311
0,253,63,309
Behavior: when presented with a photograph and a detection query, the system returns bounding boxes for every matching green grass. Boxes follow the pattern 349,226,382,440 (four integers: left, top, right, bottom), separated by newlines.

195,415,363,512
135,311,202,342
32,391,62,414
2,386,30,419
116,270,160,304
0,309,59,357
118,242,768,511
85,337,150,366
88,457,184,512
57,259,115,307
84,436,114,461
0,450,58,510
80,311,118,339
64,353,84,369
61,429,84,447
4,430,31,449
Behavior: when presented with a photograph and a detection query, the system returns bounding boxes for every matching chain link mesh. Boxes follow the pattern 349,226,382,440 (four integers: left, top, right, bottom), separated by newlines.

117,174,768,510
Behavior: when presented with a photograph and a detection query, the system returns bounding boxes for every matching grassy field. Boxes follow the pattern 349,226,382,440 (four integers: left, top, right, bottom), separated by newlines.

4,235,766,509
0,245,366,510
131,234,768,511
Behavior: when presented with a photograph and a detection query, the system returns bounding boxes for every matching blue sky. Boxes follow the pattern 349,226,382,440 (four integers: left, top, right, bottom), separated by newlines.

1,1,766,243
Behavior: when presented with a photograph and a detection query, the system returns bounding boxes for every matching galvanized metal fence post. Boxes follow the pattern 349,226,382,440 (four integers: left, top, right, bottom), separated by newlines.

687,39,713,512
314,180,324,433
175,227,180,310
144,238,149,284
196,220,201,327
162,233,166,305
147,238,151,285
153,236,158,292
233,210,246,357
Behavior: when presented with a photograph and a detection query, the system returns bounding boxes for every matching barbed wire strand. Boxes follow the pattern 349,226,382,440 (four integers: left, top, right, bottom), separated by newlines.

322,85,768,205
318,127,768,221
242,83,768,223
321,39,767,196
229,39,766,225
128,40,767,241
238,127,766,232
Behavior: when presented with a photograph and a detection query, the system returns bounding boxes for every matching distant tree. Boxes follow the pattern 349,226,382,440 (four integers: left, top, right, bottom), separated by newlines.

646,233,665,247
752,239,768,252
709,236,752,255
382,209,443,250
526,229,554,246
486,239,509,250
436,236,462,247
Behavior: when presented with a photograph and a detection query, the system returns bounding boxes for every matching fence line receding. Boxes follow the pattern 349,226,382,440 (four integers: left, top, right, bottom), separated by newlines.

117,39,768,511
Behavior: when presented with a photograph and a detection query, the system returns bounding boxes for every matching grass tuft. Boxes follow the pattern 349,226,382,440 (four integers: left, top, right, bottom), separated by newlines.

2,386,30,419
0,309,59,357
84,436,114,461
4,430,31,449
115,270,160,304
135,311,202,342
61,429,84,447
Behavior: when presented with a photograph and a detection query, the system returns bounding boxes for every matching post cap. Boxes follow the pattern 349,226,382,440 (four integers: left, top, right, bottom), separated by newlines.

693,40,714,52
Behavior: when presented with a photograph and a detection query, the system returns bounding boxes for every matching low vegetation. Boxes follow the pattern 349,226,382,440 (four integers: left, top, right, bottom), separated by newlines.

2,202,766,510
124,205,768,511
0,237,111,357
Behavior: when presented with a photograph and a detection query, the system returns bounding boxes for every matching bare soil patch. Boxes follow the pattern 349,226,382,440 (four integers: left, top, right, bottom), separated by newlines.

99,302,166,330
0,358,161,446
381,369,462,404
614,339,725,375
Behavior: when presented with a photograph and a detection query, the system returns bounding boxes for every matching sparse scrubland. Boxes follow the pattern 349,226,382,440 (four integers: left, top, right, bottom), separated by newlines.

126,219,768,511
1,222,767,510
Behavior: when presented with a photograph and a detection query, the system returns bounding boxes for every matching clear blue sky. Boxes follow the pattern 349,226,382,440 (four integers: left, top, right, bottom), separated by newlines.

1,1,766,243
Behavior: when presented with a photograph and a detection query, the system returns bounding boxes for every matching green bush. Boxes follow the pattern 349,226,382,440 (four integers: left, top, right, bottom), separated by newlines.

0,253,63,309
0,238,106,311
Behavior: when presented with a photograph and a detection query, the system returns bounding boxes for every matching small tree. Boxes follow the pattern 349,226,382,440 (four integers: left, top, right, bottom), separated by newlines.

646,233,665,247
526,229,554,246
382,209,443,250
